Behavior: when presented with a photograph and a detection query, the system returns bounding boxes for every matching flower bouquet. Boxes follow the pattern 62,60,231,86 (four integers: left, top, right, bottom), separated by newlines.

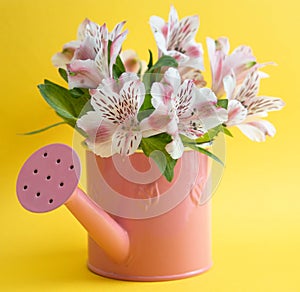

32,6,285,182
33,6,284,182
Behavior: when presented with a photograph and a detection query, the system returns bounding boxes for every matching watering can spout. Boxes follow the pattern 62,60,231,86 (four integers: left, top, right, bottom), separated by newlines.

65,188,130,263
16,144,130,263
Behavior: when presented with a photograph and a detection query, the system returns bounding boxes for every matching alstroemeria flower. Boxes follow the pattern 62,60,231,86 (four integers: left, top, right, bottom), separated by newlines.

150,6,204,71
120,49,147,75
207,37,269,98
52,19,128,89
76,73,146,156
141,68,227,159
224,71,285,142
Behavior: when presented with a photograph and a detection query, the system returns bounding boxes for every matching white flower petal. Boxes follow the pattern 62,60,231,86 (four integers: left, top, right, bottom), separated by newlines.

177,15,199,43
95,49,109,79
166,116,179,136
112,126,142,156
87,139,116,157
226,100,247,126
236,123,266,142
74,35,98,60
140,103,171,137
251,120,276,137
245,95,285,116
167,50,189,64
237,118,277,142
223,74,236,100
90,85,122,124
183,41,204,70
196,87,218,103
164,67,181,93
235,71,260,102
165,135,184,159
76,111,117,157
175,79,195,118
119,79,145,112
51,40,80,68
200,107,228,130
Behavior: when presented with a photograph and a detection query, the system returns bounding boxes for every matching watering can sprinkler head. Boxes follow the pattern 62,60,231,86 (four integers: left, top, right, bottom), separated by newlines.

16,143,130,263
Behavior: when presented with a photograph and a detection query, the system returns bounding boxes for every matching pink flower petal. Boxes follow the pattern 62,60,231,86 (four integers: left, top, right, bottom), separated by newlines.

110,21,126,41
140,103,172,137
149,16,167,53
67,60,103,89
167,5,179,44
226,100,247,126
73,35,98,60
76,111,117,157
109,30,128,76
150,82,173,107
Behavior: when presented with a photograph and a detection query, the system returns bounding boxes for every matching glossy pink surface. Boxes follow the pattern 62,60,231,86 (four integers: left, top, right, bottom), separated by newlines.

86,151,212,281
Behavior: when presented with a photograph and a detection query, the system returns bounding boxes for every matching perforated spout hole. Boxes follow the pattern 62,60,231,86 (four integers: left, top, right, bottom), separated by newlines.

36,192,40,197
23,185,28,190
49,199,53,204
46,175,51,180
33,169,38,174
56,159,61,164
69,165,74,170
43,152,48,158
59,182,64,187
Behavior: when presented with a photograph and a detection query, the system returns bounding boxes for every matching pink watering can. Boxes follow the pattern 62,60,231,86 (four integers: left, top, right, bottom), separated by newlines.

16,143,212,281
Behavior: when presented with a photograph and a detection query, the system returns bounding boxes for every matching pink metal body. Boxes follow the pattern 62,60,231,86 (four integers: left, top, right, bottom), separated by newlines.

86,150,212,281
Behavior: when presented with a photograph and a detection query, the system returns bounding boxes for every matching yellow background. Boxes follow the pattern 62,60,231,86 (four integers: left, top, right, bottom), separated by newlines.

1,0,299,291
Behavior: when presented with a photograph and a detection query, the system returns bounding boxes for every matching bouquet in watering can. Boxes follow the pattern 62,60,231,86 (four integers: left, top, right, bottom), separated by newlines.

32,6,284,181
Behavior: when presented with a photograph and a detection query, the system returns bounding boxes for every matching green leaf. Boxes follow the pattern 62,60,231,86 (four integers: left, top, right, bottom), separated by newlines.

140,133,177,182
148,55,178,73
69,87,89,99
192,126,221,144
139,93,154,112
246,61,256,69
58,68,68,82
217,99,228,109
191,145,224,166
38,83,76,121
115,55,126,72
147,49,153,70
113,55,126,79
137,107,154,121
38,81,90,128
221,125,233,137
180,135,224,166
19,122,67,135
107,40,112,65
